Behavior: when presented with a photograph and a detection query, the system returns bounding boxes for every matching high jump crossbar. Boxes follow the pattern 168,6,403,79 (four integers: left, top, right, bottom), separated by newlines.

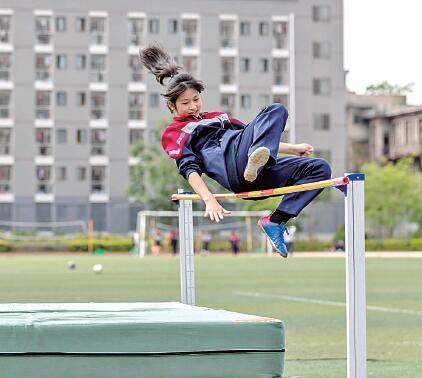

173,173,366,378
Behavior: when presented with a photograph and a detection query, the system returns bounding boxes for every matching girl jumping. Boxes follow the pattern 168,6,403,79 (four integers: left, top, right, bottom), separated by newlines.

139,44,331,257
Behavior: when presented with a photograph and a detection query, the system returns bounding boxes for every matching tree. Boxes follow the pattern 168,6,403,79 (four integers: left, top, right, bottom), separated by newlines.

365,81,413,96
129,119,228,211
362,158,422,238
129,119,187,210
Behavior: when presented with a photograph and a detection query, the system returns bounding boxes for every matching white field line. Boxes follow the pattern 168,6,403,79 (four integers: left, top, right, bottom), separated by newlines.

234,291,422,316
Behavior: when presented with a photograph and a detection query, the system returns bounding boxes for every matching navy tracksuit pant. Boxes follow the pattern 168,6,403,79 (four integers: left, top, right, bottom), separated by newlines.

230,103,332,217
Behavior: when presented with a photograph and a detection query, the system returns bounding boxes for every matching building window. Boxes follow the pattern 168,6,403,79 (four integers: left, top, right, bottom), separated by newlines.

129,55,143,82
0,90,11,119
221,93,236,116
56,128,67,143
239,21,250,36
240,94,251,109
90,54,106,82
35,54,52,81
259,58,269,73
76,92,86,106
129,129,144,145
57,166,67,181
149,93,159,107
313,41,331,59
0,128,11,155
273,94,289,108
35,128,52,156
148,19,159,34
313,5,331,23
0,15,12,43
35,91,52,119
220,20,236,48
273,58,289,85
90,129,106,155
128,17,145,46
313,113,331,130
221,57,236,84
259,21,269,36
168,19,178,34
75,54,86,69
91,166,106,194
129,92,144,120
90,91,106,120
77,166,86,181
240,57,250,73
35,15,52,45
273,21,288,49
182,55,198,76
313,78,331,95
36,166,52,193
75,17,86,32
90,16,106,45
0,165,11,193
0,53,11,81
55,16,66,32
56,54,68,70
182,19,198,48
76,129,87,144
56,91,67,106
259,94,270,108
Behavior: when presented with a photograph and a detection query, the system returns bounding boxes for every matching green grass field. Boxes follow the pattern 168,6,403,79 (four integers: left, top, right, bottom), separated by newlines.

0,254,421,378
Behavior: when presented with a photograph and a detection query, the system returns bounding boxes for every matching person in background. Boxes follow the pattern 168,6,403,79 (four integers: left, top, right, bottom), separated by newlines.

201,230,212,255
284,225,296,254
229,230,240,255
169,229,178,255
151,229,161,256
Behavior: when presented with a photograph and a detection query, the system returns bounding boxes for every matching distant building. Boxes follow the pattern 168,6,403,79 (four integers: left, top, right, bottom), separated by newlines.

0,1,345,233
346,91,418,170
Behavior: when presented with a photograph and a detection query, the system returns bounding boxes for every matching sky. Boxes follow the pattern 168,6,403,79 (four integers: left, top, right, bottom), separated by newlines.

344,0,422,105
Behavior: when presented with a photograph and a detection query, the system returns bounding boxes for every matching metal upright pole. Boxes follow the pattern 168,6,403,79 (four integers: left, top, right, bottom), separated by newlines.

344,173,367,378
177,189,195,305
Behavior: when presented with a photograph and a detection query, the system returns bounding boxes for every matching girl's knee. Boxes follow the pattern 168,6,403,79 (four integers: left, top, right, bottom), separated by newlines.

313,158,332,179
266,103,288,118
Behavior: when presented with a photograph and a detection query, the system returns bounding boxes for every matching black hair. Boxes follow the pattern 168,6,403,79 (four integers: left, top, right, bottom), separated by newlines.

139,43,205,112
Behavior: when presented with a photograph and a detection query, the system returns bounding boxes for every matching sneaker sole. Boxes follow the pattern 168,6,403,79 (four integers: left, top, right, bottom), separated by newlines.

244,147,270,182
257,220,288,258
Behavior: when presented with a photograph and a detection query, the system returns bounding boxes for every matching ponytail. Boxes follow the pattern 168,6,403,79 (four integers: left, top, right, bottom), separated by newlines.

139,43,205,109
139,43,180,85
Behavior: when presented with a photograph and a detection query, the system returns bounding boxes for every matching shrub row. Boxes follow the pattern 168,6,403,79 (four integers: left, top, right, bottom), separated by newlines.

1,238,422,252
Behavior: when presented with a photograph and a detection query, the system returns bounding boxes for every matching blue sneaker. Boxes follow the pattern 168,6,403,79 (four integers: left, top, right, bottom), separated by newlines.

258,215,288,257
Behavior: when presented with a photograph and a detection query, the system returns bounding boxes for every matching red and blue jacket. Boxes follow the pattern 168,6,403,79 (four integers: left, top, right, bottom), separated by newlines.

161,111,245,189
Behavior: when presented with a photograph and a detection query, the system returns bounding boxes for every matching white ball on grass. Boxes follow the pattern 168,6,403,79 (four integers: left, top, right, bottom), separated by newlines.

68,261,76,270
93,264,103,273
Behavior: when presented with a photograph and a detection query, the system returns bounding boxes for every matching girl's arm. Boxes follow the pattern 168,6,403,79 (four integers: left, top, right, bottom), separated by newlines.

187,172,230,222
279,142,314,156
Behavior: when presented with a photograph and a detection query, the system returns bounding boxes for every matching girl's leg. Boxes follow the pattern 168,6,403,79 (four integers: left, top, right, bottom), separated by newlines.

236,103,288,182
256,155,332,217
254,156,331,257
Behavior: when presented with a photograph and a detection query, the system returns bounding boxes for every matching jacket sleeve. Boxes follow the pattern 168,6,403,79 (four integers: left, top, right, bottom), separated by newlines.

175,143,204,180
230,117,246,130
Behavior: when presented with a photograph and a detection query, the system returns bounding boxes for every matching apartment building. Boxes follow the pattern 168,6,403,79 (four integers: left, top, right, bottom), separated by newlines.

0,0,345,233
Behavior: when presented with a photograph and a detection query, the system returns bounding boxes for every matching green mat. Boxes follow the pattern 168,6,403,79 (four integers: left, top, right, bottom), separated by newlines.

0,302,285,378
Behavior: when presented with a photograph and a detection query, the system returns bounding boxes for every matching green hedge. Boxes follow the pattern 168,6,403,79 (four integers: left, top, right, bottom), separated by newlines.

2,237,422,253
64,238,132,252
365,239,422,251
0,240,12,252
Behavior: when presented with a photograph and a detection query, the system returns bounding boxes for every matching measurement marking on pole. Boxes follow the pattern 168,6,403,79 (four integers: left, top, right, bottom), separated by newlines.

234,291,422,316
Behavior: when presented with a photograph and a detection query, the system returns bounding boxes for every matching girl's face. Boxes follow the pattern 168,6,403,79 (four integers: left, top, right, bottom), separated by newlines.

173,88,202,118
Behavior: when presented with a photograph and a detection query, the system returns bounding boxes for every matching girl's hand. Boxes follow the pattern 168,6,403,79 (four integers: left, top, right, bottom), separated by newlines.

204,197,231,222
294,143,314,157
